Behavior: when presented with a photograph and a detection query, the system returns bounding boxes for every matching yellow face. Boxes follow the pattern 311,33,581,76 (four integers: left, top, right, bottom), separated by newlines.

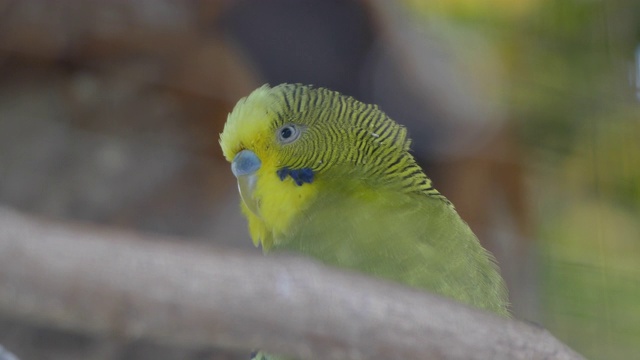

220,83,433,248
219,85,319,249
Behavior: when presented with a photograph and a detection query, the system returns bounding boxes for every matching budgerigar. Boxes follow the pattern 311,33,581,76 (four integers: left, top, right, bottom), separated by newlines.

219,84,509,360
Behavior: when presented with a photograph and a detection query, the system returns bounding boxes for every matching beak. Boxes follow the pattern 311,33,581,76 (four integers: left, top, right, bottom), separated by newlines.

231,150,261,216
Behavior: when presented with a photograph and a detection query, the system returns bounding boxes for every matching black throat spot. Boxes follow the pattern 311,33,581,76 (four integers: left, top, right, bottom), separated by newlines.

277,167,314,186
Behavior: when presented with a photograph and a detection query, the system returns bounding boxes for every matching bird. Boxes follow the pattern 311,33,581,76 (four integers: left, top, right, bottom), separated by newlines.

219,83,509,359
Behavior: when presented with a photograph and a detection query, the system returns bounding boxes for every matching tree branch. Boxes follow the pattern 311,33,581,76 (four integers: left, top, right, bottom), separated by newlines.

0,206,583,360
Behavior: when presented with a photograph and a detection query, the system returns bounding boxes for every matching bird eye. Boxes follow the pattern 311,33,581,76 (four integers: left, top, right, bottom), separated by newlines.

277,124,301,144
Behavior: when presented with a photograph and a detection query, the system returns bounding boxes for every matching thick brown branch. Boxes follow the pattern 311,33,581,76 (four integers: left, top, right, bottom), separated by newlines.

0,206,583,360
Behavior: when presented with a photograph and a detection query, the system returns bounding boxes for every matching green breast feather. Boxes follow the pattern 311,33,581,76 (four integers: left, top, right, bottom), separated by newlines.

277,168,508,315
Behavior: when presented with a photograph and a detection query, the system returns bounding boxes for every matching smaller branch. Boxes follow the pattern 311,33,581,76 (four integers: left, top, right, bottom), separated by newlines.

0,207,583,360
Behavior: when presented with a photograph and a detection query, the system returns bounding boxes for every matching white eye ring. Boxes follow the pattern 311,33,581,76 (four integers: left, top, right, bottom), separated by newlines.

277,124,301,144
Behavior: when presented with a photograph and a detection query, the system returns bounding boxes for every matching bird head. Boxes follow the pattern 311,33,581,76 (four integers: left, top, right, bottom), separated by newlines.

220,84,435,249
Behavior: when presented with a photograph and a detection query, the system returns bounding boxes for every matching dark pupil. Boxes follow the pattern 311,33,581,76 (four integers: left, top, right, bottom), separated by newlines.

281,127,293,139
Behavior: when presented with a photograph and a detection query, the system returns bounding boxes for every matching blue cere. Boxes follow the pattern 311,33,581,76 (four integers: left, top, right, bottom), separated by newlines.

277,167,314,186
232,150,261,177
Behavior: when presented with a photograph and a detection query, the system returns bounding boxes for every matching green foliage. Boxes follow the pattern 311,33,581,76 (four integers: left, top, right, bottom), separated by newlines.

431,1,640,358
539,199,640,359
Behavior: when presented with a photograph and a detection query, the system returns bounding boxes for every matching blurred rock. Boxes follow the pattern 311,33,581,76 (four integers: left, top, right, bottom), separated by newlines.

0,1,257,359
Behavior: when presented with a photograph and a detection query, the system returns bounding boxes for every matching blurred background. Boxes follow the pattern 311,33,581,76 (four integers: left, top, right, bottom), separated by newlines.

0,0,639,359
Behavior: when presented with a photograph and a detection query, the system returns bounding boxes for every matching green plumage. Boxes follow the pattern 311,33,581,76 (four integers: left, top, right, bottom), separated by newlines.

220,84,509,360
281,169,508,314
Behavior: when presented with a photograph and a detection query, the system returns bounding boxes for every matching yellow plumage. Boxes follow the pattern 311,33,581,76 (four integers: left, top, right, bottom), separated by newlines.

221,86,320,248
